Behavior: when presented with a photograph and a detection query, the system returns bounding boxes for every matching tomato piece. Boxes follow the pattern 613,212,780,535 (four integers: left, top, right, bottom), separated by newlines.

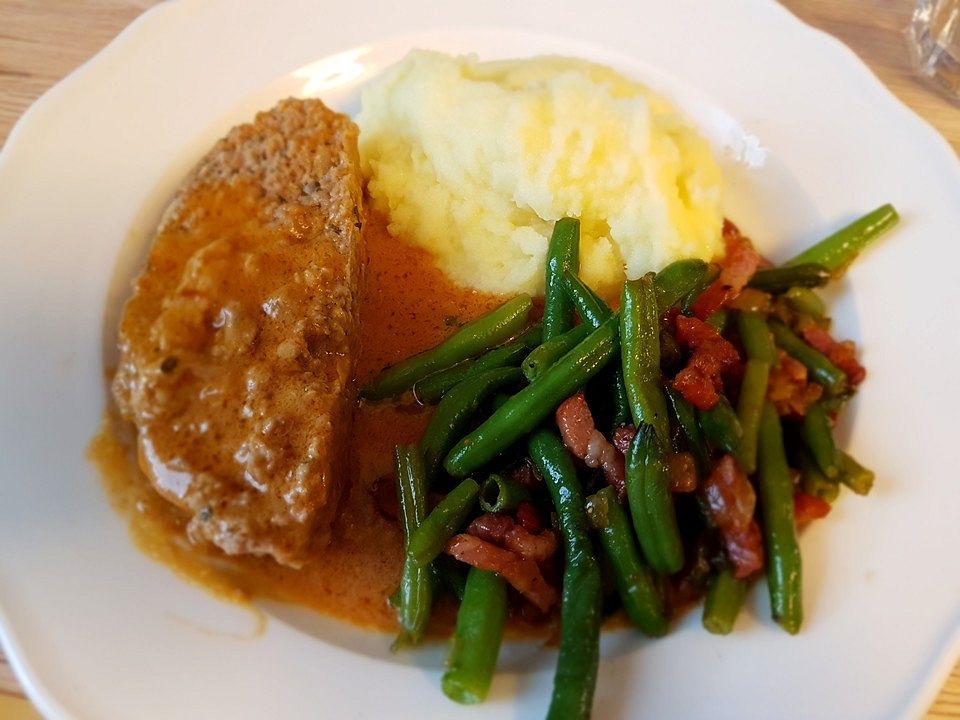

793,491,832,525
672,366,720,410
671,316,741,410
692,279,734,319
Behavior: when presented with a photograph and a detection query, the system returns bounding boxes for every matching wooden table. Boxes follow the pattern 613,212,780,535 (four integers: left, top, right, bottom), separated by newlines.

0,1,957,717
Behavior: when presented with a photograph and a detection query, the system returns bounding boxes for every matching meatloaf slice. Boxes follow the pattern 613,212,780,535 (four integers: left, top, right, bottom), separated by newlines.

113,98,364,567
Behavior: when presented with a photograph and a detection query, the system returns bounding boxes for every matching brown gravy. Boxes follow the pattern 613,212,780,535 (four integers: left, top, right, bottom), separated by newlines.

92,210,506,632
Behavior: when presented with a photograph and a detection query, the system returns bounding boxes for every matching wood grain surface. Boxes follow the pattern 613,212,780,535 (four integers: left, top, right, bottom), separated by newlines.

0,1,957,718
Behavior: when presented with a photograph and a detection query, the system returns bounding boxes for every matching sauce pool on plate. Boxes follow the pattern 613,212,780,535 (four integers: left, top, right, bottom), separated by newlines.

92,209,505,632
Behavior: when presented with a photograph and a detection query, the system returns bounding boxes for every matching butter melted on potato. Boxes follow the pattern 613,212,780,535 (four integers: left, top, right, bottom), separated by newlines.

358,51,723,298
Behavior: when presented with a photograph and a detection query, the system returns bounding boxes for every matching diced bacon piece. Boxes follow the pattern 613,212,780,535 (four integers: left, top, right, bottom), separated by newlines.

724,520,765,579
555,392,593,458
719,222,763,291
468,513,558,563
674,315,735,352
556,392,626,498
701,455,765,578
800,323,835,354
703,455,756,532
446,534,558,612
767,349,823,417
800,324,867,385
515,501,545,534
691,221,762,319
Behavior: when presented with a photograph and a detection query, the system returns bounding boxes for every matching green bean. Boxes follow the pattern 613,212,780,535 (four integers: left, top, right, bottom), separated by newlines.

665,387,711,476
522,323,591,381
757,403,802,634
478,473,530,513
705,309,729,334
681,265,720,314
362,296,533,401
769,321,847,394
737,312,777,364
561,269,610,327
413,324,542,404
586,486,667,636
625,424,684,574
560,269,630,426
444,315,620,478
655,259,710,313
837,450,875,495
528,429,602,720
702,568,748,635
407,478,480,567
621,275,670,442
699,396,743,456
396,444,427,553
786,203,899,274
796,446,840,503
747,263,831,293
421,367,523,481
799,402,839,478
605,369,634,428
783,287,826,318
442,568,507,704
393,444,434,647
819,392,852,414
543,218,581,341
737,359,771,475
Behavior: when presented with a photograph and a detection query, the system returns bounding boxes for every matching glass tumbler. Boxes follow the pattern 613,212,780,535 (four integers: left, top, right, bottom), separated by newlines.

908,0,960,97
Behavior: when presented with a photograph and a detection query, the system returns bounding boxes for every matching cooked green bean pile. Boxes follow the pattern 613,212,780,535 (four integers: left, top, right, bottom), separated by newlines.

363,204,897,717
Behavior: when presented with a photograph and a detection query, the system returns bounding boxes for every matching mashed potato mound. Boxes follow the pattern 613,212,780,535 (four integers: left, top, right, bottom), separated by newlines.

357,51,723,297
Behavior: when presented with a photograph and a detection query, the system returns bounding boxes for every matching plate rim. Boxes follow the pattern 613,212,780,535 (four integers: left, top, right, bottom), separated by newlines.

0,1,958,719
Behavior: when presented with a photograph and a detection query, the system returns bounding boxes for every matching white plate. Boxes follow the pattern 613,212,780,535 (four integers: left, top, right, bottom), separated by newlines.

1,1,958,718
